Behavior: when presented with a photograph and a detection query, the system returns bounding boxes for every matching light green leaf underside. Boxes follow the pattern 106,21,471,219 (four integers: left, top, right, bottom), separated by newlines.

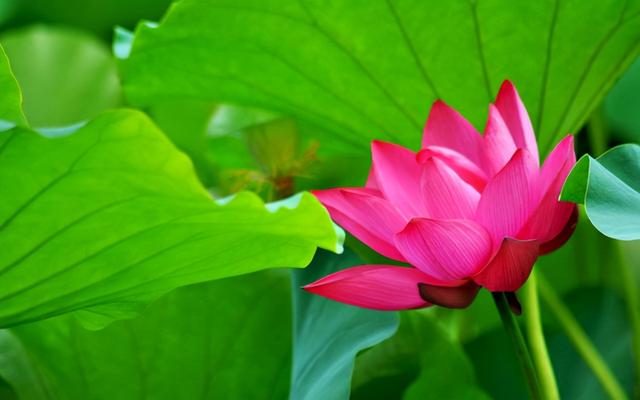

121,0,640,156
0,44,26,126
0,25,122,127
0,109,340,328
1,271,293,400
291,249,398,400
561,143,640,240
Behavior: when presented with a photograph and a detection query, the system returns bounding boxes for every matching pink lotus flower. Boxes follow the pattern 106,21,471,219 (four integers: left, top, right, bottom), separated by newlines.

306,81,577,310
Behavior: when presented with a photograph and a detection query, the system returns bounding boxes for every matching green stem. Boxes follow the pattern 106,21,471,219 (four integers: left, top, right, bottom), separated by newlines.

523,271,560,400
616,243,640,398
537,274,629,400
493,292,542,400
587,106,609,157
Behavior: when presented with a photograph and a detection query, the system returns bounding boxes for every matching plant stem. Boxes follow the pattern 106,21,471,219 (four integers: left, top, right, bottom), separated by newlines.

523,271,560,400
493,292,542,400
615,243,640,398
587,105,609,157
537,274,629,400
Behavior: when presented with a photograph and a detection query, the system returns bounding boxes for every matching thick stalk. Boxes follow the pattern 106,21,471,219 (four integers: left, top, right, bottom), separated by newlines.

586,106,609,157
493,292,542,400
523,272,560,400
537,275,628,400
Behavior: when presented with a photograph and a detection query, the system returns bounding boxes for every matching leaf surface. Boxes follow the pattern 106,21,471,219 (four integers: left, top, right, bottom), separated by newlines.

291,249,398,400
120,0,640,156
561,144,640,240
352,311,489,400
0,271,293,399
0,109,341,327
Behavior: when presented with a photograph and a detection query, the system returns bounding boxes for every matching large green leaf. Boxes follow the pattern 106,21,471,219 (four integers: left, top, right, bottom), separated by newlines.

352,311,489,400
403,315,490,400
290,249,398,400
0,45,26,126
0,109,341,328
561,143,640,240
0,270,293,399
1,25,122,127
120,0,640,157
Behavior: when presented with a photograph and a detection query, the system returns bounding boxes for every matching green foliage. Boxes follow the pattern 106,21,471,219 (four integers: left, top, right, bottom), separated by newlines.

1,25,122,127
465,287,635,400
605,56,640,143
561,144,640,240
0,109,341,328
0,1,639,399
4,0,172,39
120,0,640,158
546,288,634,399
352,311,489,400
0,45,25,125
291,249,398,400
148,100,219,187
0,270,293,399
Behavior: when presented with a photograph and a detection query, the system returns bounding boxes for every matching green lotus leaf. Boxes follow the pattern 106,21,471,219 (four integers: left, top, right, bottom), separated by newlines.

561,143,640,241
0,109,341,328
120,0,640,157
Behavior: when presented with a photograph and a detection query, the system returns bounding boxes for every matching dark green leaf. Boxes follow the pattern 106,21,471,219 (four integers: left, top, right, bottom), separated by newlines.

0,330,50,399
546,288,634,399
0,271,293,399
466,287,635,400
7,0,172,40
605,56,640,142
353,311,489,400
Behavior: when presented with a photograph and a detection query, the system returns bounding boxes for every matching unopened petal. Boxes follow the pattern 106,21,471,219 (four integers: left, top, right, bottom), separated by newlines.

417,145,487,191
420,157,480,219
394,218,493,281
371,140,425,218
483,104,517,176
494,80,539,162
422,100,484,166
476,149,538,245
303,265,431,310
